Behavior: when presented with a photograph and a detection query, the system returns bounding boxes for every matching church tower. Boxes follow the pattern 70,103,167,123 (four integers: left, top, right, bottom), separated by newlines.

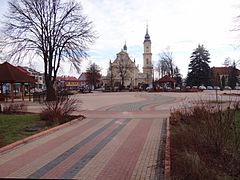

143,25,153,85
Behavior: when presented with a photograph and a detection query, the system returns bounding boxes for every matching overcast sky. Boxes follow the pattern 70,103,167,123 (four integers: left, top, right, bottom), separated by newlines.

0,0,240,78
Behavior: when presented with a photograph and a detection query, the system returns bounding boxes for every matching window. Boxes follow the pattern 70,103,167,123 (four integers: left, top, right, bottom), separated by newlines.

146,58,149,64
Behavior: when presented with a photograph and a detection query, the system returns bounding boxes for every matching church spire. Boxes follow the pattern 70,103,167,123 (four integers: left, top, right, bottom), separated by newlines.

144,24,151,42
123,41,127,52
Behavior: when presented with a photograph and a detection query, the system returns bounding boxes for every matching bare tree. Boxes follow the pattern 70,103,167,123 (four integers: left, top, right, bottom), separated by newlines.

159,49,174,78
110,53,134,90
116,59,133,89
155,60,161,79
156,48,175,78
86,62,101,90
223,57,232,67
1,0,96,101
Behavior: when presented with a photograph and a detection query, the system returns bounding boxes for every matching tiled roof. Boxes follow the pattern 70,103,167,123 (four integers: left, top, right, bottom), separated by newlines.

17,66,30,75
79,72,87,81
211,67,240,75
158,75,176,83
56,76,80,82
0,62,36,83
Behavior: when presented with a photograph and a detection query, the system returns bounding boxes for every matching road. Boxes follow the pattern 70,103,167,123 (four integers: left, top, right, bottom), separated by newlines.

0,91,226,179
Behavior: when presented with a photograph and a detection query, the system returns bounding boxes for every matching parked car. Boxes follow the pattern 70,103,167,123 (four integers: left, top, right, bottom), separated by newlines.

207,86,213,90
146,87,153,92
224,86,232,90
235,86,240,90
199,85,206,90
79,86,91,93
213,86,220,90
186,86,191,89
192,86,198,89
95,87,105,91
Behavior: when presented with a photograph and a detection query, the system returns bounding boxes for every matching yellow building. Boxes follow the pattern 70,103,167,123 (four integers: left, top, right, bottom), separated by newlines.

56,76,80,90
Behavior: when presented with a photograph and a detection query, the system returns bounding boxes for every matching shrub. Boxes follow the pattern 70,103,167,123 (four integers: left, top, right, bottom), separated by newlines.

40,95,79,126
171,151,214,180
1,103,24,114
170,100,240,179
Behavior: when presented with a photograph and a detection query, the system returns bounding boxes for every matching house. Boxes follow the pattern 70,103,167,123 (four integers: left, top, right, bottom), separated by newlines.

18,66,45,90
56,76,80,90
0,62,35,102
79,72,88,87
211,67,240,87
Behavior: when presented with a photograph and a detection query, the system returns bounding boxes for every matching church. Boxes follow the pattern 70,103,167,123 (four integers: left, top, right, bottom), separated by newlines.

102,27,153,89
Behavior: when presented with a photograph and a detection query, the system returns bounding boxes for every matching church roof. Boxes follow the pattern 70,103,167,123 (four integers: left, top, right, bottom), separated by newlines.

144,25,151,42
123,42,127,51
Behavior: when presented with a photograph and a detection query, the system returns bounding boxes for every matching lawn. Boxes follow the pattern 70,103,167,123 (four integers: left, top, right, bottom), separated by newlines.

0,114,44,147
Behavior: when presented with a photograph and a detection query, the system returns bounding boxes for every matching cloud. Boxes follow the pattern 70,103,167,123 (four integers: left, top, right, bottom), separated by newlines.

79,0,240,77
1,0,240,78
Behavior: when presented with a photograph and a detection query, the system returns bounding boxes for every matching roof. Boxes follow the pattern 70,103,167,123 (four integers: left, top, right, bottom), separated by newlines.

158,75,176,83
56,76,80,82
211,67,240,75
17,66,30,75
0,62,36,83
79,72,87,81
144,26,151,42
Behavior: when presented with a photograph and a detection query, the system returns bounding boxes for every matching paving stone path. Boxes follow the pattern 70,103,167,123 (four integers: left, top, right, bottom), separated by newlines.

0,92,177,179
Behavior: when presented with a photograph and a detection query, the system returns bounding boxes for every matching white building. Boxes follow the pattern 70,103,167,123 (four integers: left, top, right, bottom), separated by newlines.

18,66,45,90
103,26,153,88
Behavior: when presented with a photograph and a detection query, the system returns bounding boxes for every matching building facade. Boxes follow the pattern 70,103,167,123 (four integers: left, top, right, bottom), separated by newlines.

79,72,88,87
56,76,80,90
211,67,240,87
18,66,45,90
103,27,153,88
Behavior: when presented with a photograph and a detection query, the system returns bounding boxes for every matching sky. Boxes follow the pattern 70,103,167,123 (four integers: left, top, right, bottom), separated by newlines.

0,0,240,78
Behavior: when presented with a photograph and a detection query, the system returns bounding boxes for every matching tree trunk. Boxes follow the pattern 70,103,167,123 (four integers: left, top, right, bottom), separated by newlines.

121,76,124,90
45,76,57,101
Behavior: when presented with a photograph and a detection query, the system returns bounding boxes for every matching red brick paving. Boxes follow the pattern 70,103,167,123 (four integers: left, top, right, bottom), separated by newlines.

42,119,124,179
0,92,176,179
0,118,101,177
96,119,153,180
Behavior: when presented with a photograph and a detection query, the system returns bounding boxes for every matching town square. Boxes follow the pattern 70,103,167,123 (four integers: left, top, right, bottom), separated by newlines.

0,0,240,179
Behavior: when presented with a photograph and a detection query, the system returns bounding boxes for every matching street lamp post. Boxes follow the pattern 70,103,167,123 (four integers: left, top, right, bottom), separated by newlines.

110,61,113,92
152,66,155,91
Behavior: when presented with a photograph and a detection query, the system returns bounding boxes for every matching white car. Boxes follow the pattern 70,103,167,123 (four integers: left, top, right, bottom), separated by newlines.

235,86,240,90
207,86,213,90
214,86,220,90
224,86,232,90
198,86,206,90
192,86,198,89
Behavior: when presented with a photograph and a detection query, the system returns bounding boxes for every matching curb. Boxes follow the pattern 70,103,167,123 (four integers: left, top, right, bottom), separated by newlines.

164,118,171,180
0,117,84,154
